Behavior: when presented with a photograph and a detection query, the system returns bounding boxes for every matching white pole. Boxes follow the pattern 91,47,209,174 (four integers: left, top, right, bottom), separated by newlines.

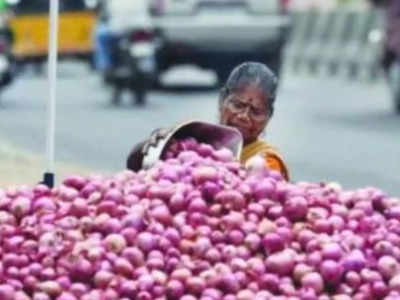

44,0,59,187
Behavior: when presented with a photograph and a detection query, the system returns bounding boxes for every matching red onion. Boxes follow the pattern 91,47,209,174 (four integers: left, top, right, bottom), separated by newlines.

136,232,157,252
293,263,314,283
267,205,283,219
38,281,62,296
215,190,246,210
244,233,261,251
33,292,51,300
212,148,233,162
228,230,245,245
151,205,172,225
322,243,343,260
342,250,366,272
248,257,266,276
188,198,208,214
220,273,241,293
319,260,343,285
372,281,389,298
186,276,206,295
253,179,275,200
283,196,308,221
10,197,32,218
237,289,256,300
345,271,361,289
378,256,400,280
301,272,324,294
69,283,88,297
265,250,295,276
1,137,400,299
14,291,31,300
193,166,218,184
0,284,15,300
262,232,285,254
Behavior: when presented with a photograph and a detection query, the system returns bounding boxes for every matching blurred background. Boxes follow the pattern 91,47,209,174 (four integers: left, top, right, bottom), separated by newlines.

0,0,398,196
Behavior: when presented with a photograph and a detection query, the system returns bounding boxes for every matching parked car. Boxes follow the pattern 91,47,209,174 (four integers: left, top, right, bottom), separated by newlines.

152,0,291,83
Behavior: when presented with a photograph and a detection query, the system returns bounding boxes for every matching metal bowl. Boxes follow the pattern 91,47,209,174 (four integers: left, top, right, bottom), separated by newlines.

142,120,243,169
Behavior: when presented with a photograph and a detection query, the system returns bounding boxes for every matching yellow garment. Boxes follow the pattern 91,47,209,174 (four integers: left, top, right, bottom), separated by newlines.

240,139,290,181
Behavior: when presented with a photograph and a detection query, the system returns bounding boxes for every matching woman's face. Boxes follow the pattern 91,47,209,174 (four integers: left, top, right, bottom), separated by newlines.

220,84,270,144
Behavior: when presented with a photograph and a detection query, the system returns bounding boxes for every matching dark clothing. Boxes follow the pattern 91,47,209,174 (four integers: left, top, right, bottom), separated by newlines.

372,0,400,56
385,0,400,56
370,0,400,72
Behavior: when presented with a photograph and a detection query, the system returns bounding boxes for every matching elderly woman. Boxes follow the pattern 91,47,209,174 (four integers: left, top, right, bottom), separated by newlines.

127,62,289,181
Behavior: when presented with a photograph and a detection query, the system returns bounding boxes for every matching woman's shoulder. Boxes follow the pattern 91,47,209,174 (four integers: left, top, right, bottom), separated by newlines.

242,139,282,159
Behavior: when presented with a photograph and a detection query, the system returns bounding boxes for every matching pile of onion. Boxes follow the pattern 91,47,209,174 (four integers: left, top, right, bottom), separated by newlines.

0,137,399,300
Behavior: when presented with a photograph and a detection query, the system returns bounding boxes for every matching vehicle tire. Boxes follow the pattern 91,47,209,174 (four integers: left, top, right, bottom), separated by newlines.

328,61,340,77
134,90,146,106
389,64,400,114
394,89,400,115
395,102,400,114
88,56,96,72
112,87,122,106
348,62,359,80
153,75,163,90
34,62,44,75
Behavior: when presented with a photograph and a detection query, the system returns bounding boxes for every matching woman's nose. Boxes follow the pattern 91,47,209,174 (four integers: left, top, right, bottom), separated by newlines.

237,107,251,121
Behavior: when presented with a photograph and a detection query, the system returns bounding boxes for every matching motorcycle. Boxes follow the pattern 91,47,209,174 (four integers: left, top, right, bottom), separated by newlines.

108,29,159,105
368,27,400,114
0,30,14,101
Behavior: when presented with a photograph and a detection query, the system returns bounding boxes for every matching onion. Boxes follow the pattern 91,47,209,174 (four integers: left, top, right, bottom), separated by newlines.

0,284,15,300
193,166,218,184
293,263,314,283
136,232,157,252
322,243,343,260
244,233,261,252
372,281,389,298
114,258,133,276
188,198,208,214
220,273,241,293
262,232,285,254
102,234,127,253
253,180,275,200
10,197,31,218
0,137,400,299
283,196,308,221
33,292,51,300
186,276,206,295
216,190,246,210
212,148,234,162
301,272,324,294
319,260,343,285
151,205,172,225
265,250,295,276
14,291,32,300
342,250,366,272
378,256,400,280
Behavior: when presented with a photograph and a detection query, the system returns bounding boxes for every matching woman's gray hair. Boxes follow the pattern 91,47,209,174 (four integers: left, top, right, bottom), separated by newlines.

219,62,279,117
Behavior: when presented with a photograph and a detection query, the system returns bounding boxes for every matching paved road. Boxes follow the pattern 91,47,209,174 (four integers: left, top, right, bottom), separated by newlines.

0,63,399,196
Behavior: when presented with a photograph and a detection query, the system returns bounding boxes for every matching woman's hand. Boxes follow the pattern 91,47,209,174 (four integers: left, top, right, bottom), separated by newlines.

245,154,267,174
